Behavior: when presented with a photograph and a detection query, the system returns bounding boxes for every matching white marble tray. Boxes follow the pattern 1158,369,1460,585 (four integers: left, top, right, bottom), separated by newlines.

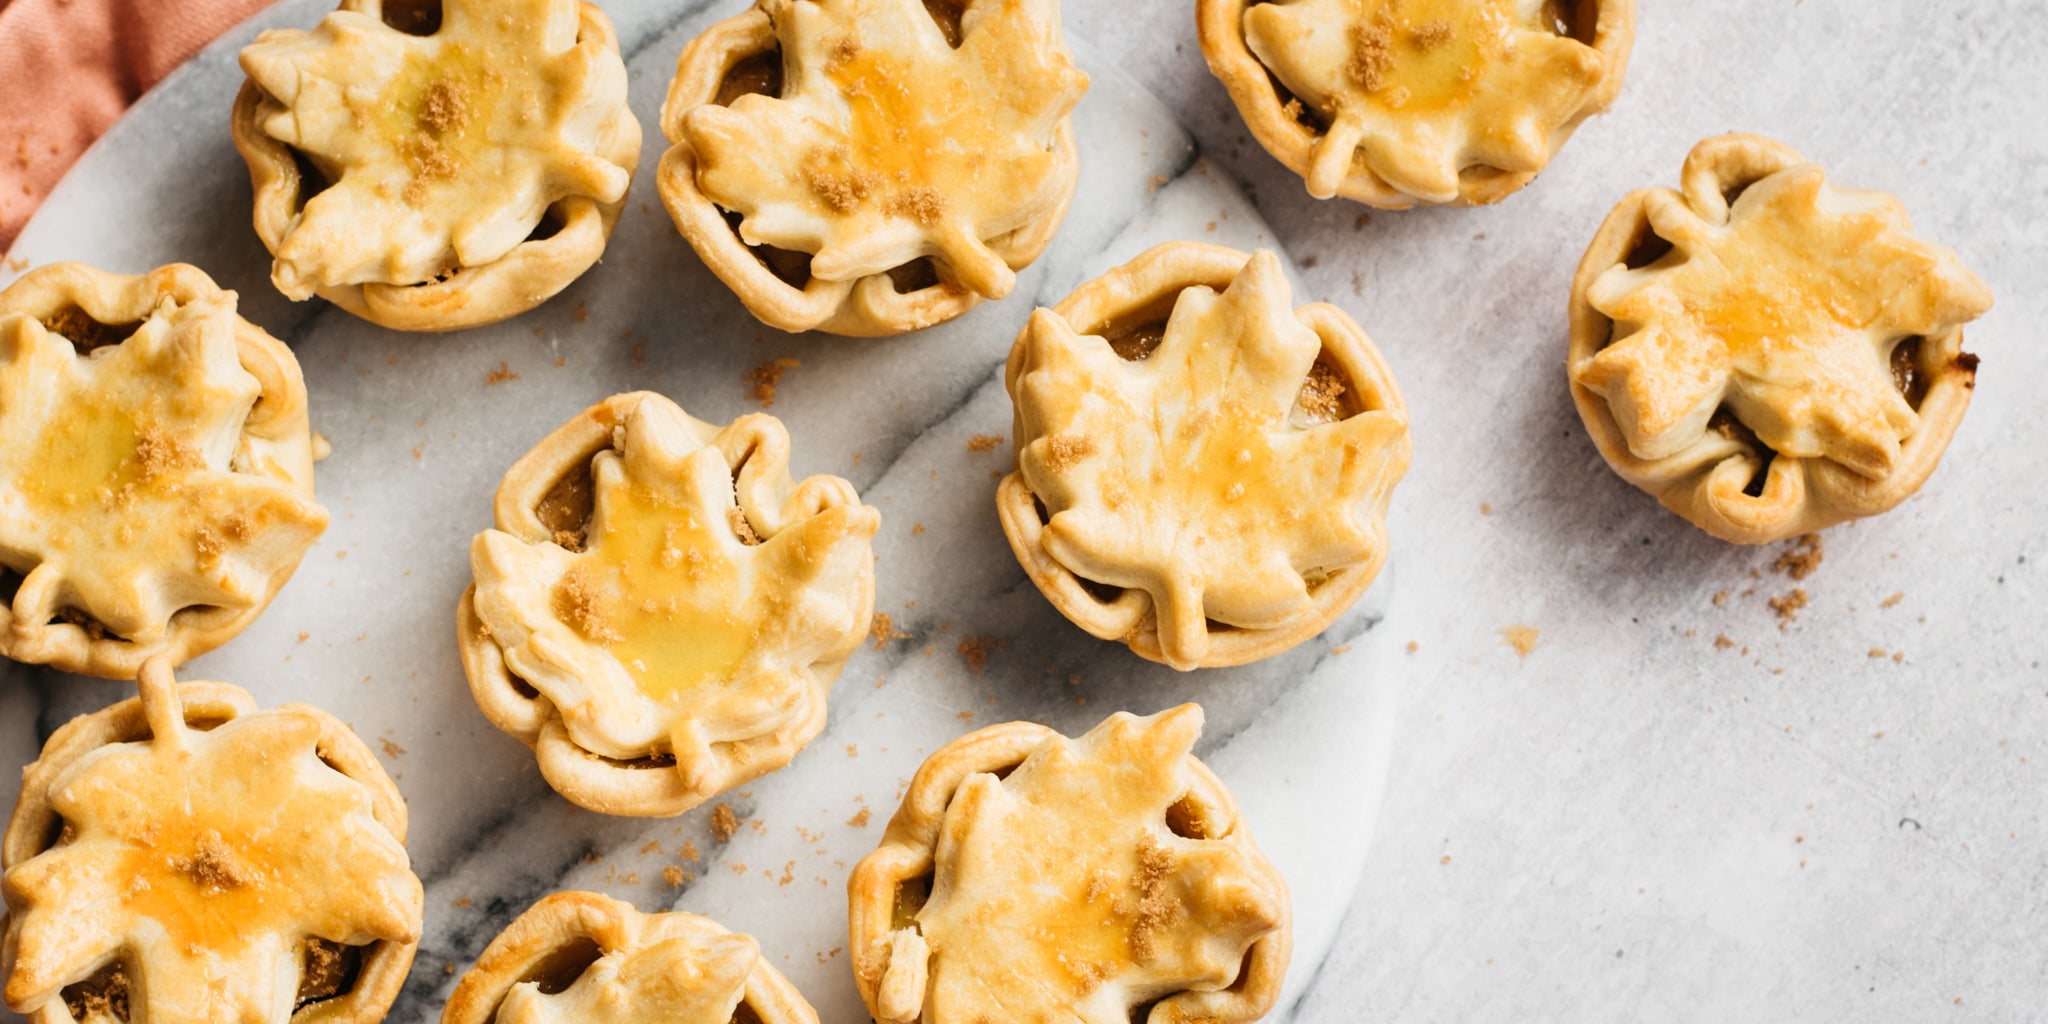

0,1,1401,1021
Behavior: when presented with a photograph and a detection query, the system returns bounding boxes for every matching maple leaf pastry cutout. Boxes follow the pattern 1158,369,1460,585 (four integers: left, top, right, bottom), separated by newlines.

0,263,327,680
657,0,1089,336
1198,0,1634,206
1568,134,1994,544
232,0,641,332
459,392,879,817
0,659,424,1024
849,705,1290,1024
998,243,1410,671
442,891,821,1024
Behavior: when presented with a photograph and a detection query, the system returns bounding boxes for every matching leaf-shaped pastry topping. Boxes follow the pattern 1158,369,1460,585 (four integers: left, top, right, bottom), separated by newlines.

680,0,1088,298
1243,0,1607,200
1011,249,1407,669
903,706,1284,1023
238,0,632,297
495,933,757,1024
0,295,326,646
470,395,877,792
1573,160,1995,479
0,665,421,1024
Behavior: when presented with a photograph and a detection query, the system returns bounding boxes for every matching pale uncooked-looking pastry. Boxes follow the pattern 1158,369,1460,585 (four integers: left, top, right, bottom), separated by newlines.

657,0,1087,336
458,392,878,817
443,892,818,1024
233,0,642,331
1199,0,1634,206
849,704,1289,1024
1569,134,1994,543
999,242,1410,670
0,262,326,679
1,659,423,1024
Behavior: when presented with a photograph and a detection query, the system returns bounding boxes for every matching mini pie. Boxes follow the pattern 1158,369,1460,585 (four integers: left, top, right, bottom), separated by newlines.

849,704,1289,1024
0,658,424,1024
1568,134,1996,544
1198,0,1634,207
0,262,327,680
443,892,818,1024
457,391,879,817
232,0,642,332
656,0,1089,336
999,242,1410,671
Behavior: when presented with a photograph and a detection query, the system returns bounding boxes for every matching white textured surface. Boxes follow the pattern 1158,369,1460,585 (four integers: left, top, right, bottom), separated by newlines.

3,0,2046,1021
0,1,1397,1022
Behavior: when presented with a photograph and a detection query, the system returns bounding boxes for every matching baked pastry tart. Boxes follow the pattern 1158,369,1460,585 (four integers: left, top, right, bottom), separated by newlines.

1,659,424,1024
656,0,1088,336
850,704,1289,1024
1568,134,1995,544
1198,0,1634,206
999,243,1409,671
0,262,327,679
443,892,818,1024
457,392,879,817
232,0,642,332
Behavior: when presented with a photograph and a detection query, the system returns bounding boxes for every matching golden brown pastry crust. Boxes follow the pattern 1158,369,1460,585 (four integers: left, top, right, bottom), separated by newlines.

1568,133,1994,544
231,0,641,332
1,659,421,1024
457,392,877,817
1198,0,1634,207
998,242,1409,670
848,705,1290,1024
0,262,326,679
655,0,1085,337
442,892,817,1024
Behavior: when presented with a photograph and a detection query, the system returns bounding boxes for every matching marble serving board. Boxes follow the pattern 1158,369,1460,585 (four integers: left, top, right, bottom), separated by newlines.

0,1,1400,1021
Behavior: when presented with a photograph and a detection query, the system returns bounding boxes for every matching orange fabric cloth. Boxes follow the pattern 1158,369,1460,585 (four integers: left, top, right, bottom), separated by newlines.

0,0,273,251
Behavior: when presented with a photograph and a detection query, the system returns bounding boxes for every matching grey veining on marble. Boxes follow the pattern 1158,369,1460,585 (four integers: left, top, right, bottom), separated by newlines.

0,2,1402,1022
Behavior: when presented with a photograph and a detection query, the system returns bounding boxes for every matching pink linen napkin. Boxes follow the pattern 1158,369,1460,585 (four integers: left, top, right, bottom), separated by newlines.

1,0,274,252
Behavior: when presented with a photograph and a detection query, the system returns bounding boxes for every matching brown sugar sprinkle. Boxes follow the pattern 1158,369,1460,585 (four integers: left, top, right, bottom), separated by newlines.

680,840,701,863
1043,433,1096,470
1499,624,1540,657
1294,363,1348,425
846,806,872,828
870,612,909,648
886,186,947,225
553,566,620,644
572,301,589,322
710,803,741,842
485,361,519,385
966,433,1004,453
177,830,250,893
1410,19,1453,48
380,738,406,758
662,866,690,887
418,79,471,136
1773,533,1824,581
1868,648,1888,659
1127,835,1185,965
1768,588,1808,629
746,357,801,408
1880,591,1906,609
135,426,200,479
727,507,763,545
958,635,1004,675
1347,22,1395,90
805,164,877,212
1713,634,1736,650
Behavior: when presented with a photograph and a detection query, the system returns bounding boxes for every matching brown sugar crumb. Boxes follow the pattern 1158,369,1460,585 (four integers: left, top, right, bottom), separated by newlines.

710,803,741,842
1868,648,1888,659
1880,591,1905,609
966,433,1003,453
680,840,701,863
958,636,1004,676
1294,362,1348,424
663,865,692,887
64,964,132,1022
727,507,763,545
1128,835,1185,965
135,426,200,479
1411,19,1454,48
418,79,471,136
178,830,251,893
1044,433,1096,470
747,357,801,408
553,565,620,644
871,612,909,648
828,34,862,67
1713,590,1731,607
911,523,926,536
380,738,406,758
1773,533,1824,581
1713,634,1736,650
572,301,589,322
886,186,947,225
846,806,872,828
486,361,519,386
1769,588,1808,629
1347,22,1396,91
1406,641,1419,653
805,164,876,213
1499,624,1540,657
